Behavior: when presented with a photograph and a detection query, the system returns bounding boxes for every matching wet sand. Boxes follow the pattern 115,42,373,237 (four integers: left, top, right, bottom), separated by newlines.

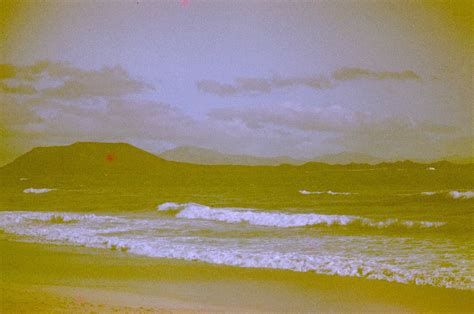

1,237,472,313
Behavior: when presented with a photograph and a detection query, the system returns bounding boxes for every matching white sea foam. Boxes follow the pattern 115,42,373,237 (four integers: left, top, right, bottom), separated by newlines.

420,191,474,199
23,188,55,194
157,202,445,229
299,190,353,195
448,191,474,199
158,202,187,211
0,210,470,290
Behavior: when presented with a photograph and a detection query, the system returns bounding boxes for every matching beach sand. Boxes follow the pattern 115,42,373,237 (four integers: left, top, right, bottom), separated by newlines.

1,237,472,313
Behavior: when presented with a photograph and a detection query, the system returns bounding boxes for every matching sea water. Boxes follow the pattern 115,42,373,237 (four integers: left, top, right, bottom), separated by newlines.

1,188,472,290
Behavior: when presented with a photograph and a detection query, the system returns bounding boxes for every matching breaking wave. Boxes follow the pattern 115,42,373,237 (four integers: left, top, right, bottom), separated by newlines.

157,202,445,229
299,190,354,195
0,211,470,290
420,191,474,199
449,191,474,199
23,188,55,194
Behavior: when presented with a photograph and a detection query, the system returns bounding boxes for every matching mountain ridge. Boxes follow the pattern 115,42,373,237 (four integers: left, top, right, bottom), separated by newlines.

161,145,473,166
310,151,385,165
1,142,472,177
159,146,304,165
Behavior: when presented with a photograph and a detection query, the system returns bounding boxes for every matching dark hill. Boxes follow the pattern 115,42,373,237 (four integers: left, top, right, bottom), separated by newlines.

0,142,172,176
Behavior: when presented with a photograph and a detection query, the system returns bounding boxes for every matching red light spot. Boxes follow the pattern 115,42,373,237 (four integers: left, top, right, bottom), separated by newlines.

105,153,115,162
180,0,189,7
75,295,86,305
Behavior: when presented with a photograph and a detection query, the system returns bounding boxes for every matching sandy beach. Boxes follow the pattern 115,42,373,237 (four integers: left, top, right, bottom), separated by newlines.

1,236,472,313
2,0,473,312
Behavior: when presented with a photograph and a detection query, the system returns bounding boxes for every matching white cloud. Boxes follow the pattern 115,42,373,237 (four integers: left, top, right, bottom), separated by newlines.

0,60,153,99
197,68,419,96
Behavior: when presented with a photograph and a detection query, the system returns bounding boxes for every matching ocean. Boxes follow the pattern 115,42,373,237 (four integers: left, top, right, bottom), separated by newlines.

1,185,472,291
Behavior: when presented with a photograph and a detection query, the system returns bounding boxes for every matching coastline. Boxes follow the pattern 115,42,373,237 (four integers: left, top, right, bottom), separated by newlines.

1,237,472,313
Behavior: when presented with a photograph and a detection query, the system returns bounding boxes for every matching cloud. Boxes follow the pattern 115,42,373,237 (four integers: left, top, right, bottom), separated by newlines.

1,86,320,162
441,136,474,156
332,67,421,81
197,75,331,96
209,103,373,133
270,76,332,89
0,82,37,94
208,103,457,136
197,68,420,96
0,62,195,146
8,98,196,142
0,64,16,80
0,95,43,128
0,61,156,164
43,65,153,99
196,80,238,96
0,60,465,166
207,102,467,159
419,122,458,134
0,61,153,98
0,89,468,165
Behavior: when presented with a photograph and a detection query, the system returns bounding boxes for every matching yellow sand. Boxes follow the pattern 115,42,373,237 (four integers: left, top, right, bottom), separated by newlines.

1,238,472,313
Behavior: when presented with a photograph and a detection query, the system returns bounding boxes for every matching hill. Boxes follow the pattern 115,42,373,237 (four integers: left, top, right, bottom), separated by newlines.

311,152,385,165
442,155,474,165
0,142,172,176
1,142,472,212
2,143,470,178
159,146,304,165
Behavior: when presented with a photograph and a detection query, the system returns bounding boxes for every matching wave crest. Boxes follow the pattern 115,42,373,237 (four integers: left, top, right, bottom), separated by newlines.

23,188,54,194
157,202,445,229
449,191,474,199
299,190,353,195
420,191,474,199
0,211,469,290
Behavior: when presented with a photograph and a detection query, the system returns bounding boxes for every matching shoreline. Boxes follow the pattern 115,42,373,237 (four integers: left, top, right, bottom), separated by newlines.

1,237,473,313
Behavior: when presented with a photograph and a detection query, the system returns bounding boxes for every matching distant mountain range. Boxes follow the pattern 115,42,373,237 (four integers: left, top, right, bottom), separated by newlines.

442,155,474,165
1,143,472,178
160,146,453,165
310,151,385,165
2,142,472,213
159,146,304,165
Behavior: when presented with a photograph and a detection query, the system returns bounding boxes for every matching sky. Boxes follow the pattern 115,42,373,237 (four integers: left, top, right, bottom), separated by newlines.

0,0,472,165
